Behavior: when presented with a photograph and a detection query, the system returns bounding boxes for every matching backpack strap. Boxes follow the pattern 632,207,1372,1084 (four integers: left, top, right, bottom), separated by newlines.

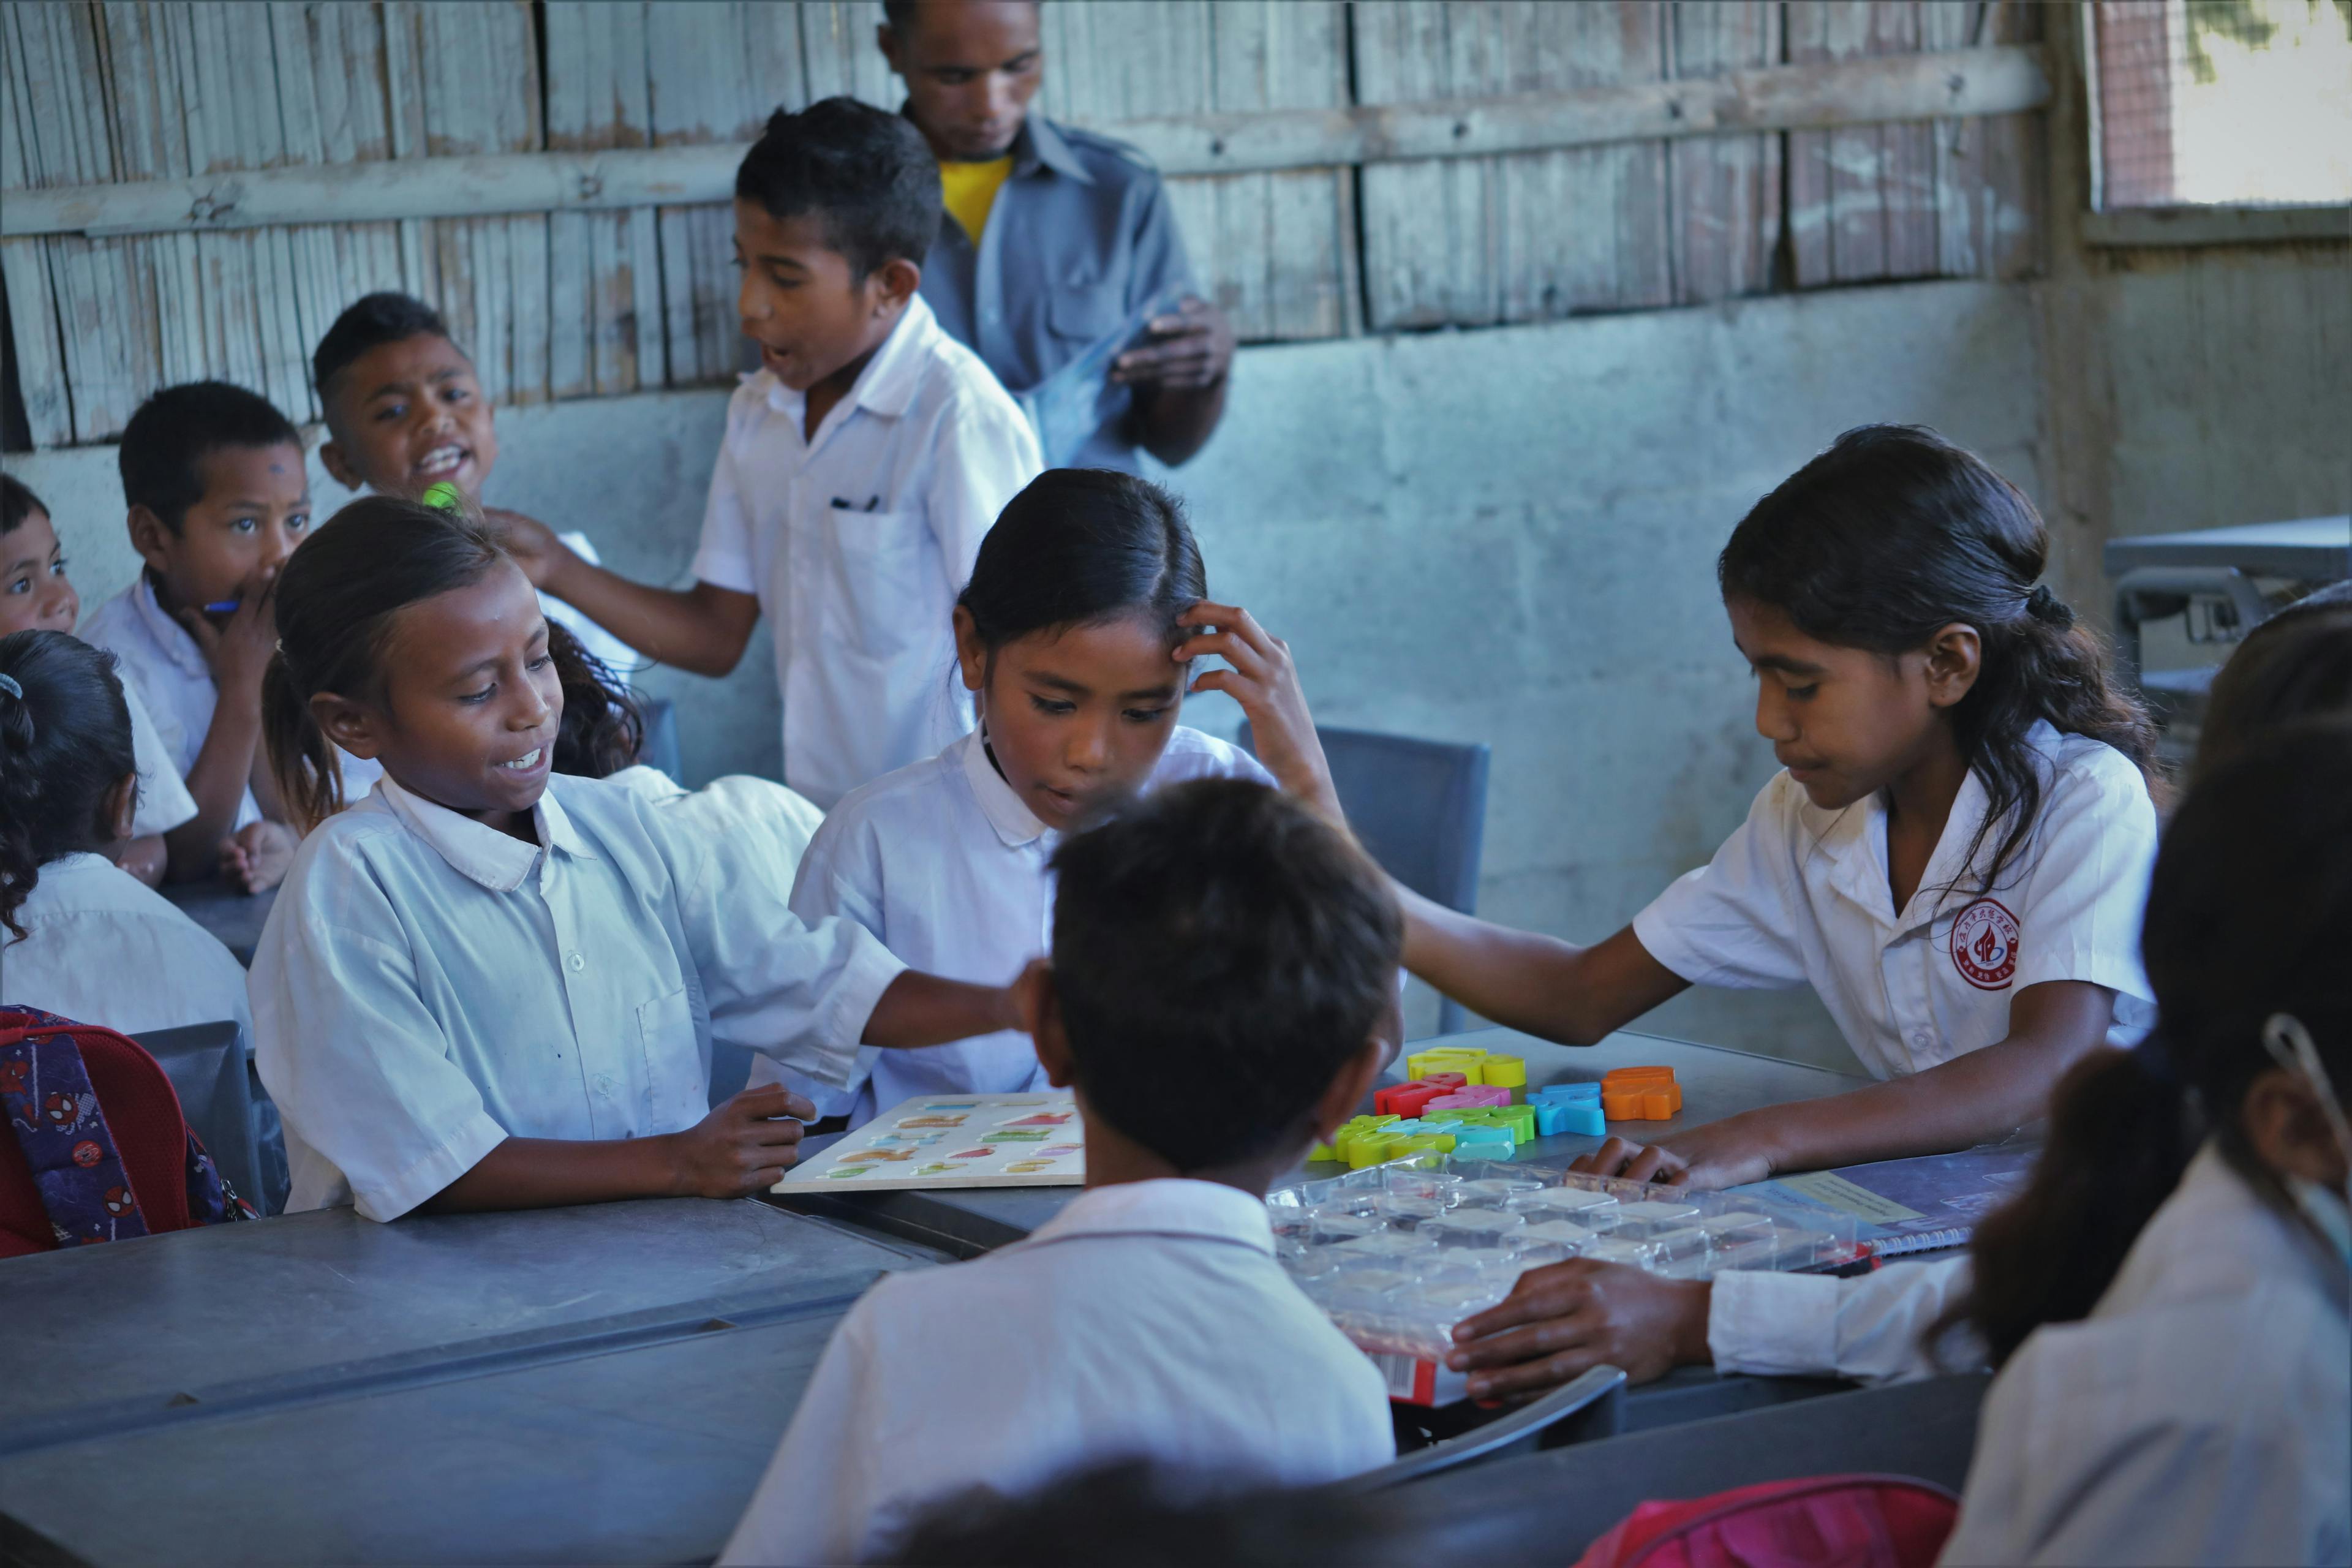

0,1008,154,1246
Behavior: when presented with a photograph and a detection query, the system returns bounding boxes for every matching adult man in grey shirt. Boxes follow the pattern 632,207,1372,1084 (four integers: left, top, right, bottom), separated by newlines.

880,0,1235,471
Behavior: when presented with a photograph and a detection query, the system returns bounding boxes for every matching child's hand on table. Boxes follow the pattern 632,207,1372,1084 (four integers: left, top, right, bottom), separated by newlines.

1569,1118,1777,1192
220,820,297,894
1446,1259,1712,1400
483,507,573,591
665,1084,818,1197
1173,600,1343,825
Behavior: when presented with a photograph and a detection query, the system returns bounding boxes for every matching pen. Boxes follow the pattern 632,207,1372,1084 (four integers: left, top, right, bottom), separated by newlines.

204,600,240,614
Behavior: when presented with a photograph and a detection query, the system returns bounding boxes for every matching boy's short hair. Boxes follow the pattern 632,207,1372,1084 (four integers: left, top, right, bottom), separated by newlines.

880,0,1041,31
118,381,301,535
734,97,941,281
312,291,456,405
1049,778,1402,1171
2,473,47,533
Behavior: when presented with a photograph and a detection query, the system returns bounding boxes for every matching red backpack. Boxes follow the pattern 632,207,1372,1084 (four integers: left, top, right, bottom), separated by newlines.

1571,1474,1960,1568
0,1006,252,1259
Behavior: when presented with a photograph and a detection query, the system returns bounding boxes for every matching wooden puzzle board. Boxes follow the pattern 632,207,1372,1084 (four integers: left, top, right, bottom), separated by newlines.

774,1093,1087,1191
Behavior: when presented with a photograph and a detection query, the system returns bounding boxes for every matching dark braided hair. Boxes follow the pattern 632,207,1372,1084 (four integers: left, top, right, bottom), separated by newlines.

0,630,138,940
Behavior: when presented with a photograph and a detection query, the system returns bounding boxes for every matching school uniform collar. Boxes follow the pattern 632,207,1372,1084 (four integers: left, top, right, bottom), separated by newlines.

128,575,211,681
1011,1178,1275,1258
1012,115,1097,184
956,726,1052,849
1814,722,2065,933
375,772,597,893
758,292,938,424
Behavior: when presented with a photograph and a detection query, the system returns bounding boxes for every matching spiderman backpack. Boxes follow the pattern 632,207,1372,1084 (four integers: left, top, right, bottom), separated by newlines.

0,1006,254,1259
1569,1474,1961,1568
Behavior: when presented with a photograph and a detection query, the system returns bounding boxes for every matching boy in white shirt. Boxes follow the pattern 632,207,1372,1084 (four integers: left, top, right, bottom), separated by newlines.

720,780,1401,1566
505,97,1041,809
2,475,194,887
81,382,317,892
309,291,641,680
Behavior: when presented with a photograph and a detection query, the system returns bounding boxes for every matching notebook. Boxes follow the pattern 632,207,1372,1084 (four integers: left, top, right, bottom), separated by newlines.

1733,1139,2041,1257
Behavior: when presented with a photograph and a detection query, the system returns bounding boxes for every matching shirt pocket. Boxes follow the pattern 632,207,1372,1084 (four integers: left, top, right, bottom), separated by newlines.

817,507,929,660
1048,281,1123,344
635,985,701,1129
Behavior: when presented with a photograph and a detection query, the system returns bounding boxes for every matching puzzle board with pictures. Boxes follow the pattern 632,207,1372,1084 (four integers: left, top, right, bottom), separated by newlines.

775,1093,1087,1191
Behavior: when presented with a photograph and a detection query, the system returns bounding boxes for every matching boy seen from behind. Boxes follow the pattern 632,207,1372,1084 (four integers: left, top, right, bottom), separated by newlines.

82,383,315,891
720,779,1400,1567
309,292,639,678
502,96,1041,809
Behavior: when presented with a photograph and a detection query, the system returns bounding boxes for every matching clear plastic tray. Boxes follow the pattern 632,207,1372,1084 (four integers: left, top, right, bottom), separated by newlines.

1268,1153,1863,1366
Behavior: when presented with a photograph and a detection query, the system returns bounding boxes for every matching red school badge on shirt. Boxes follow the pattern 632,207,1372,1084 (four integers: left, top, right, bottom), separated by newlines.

1950,898,2019,990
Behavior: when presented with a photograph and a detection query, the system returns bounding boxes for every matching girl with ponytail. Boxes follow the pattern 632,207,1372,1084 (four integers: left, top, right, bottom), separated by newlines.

1404,425,2163,1193
1939,721,2351,1566
251,497,1027,1223
0,630,249,1036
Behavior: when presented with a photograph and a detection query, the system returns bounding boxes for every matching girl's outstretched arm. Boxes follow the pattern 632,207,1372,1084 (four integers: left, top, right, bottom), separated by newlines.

1172,600,1343,823
1575,979,2118,1189
1400,895,1689,1047
859,970,1024,1049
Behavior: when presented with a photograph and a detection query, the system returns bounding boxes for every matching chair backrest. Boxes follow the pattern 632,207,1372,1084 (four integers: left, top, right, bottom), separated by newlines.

1240,723,1491,1035
1340,1365,1627,1492
1,1015,202,1257
637,696,684,783
135,1022,269,1217
1338,1373,1991,1564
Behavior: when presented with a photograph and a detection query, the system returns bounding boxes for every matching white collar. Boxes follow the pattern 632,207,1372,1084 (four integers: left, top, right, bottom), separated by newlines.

129,576,211,680
758,293,939,424
1012,1178,1276,1258
956,726,1052,849
1814,720,2064,931
373,773,595,893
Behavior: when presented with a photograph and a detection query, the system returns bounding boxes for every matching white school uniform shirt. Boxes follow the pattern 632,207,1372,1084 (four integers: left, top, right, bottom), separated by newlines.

0,853,251,1038
250,771,905,1222
718,1178,1395,1567
1940,1145,2350,1567
689,293,1043,810
745,725,1274,1125
1709,1254,1981,1385
83,578,382,823
1634,722,2157,1080
600,765,826,876
121,679,199,839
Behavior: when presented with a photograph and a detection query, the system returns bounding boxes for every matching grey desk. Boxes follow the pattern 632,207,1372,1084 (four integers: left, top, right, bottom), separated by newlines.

158,877,277,966
0,1199,942,1566
774,1027,1871,1259
2102,514,2351,580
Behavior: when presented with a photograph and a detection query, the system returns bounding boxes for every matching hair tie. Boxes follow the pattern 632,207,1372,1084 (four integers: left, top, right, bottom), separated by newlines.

2024,583,2075,630
0,673,20,700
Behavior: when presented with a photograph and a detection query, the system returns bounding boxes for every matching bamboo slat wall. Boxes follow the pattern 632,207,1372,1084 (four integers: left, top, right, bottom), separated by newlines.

0,0,2047,450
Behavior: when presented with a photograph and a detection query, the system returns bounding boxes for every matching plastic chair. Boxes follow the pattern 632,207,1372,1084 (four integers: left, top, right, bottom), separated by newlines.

1332,1373,1991,1561
1240,723,1491,1035
134,1022,277,1216
638,696,684,782
1341,1365,1628,1491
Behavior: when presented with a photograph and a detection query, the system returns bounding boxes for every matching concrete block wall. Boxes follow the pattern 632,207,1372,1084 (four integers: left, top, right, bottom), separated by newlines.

13,254,2341,1068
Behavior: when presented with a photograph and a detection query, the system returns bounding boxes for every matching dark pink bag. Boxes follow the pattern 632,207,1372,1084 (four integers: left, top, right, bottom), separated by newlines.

1570,1474,1960,1568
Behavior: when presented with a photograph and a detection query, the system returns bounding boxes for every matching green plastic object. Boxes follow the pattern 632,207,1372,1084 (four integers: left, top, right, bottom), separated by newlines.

420,481,464,512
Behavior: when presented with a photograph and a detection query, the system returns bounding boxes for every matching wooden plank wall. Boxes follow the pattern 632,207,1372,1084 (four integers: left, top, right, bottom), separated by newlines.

0,0,2047,450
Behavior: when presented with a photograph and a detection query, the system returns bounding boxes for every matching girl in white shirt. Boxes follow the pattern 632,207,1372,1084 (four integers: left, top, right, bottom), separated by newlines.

1938,722,2351,1567
749,467,1343,1126
1406,425,2163,1190
0,630,249,1036
250,498,1023,1221
1,475,193,886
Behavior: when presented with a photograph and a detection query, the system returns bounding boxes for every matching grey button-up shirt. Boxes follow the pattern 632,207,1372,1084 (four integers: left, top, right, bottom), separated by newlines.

918,113,1197,473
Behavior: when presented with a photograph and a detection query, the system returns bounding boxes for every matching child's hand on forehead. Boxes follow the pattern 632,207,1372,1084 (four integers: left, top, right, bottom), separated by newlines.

1174,601,1343,826
175,567,281,700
